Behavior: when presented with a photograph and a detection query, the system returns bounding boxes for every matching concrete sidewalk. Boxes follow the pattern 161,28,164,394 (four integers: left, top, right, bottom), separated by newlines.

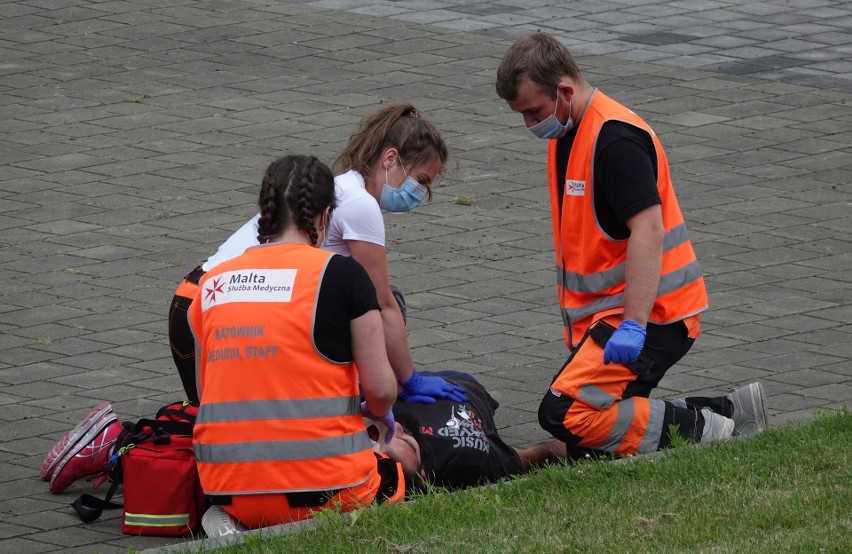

1,0,850,551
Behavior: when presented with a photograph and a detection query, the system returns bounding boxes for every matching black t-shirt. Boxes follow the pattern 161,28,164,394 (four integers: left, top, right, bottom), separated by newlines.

314,254,380,363
555,119,661,240
392,373,523,490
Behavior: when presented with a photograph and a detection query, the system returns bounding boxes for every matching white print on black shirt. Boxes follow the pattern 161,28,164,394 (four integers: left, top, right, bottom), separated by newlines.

431,404,491,453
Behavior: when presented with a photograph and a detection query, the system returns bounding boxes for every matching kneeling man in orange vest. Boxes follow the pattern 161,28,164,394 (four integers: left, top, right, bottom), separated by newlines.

496,33,767,456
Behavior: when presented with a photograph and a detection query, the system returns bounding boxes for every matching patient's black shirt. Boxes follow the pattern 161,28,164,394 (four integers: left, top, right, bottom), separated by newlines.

393,373,523,490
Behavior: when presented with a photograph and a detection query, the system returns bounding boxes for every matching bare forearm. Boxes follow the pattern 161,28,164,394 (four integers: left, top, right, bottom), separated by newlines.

346,240,415,384
352,311,397,415
624,206,664,326
624,236,661,326
381,302,415,384
515,440,568,472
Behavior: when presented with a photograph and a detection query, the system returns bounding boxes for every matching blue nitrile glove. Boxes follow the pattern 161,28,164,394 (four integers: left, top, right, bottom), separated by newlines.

398,369,468,404
360,401,395,444
603,320,647,365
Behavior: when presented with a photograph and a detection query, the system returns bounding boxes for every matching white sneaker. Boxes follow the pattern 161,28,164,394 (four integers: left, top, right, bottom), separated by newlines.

727,382,768,436
202,505,248,538
700,408,735,443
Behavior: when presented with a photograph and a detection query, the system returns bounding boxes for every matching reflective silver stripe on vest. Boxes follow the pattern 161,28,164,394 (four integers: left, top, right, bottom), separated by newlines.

197,396,360,424
563,295,624,326
657,259,703,297
558,263,625,294
597,397,635,453
124,513,190,527
662,223,689,254
561,259,704,325
637,399,666,454
557,224,691,294
195,431,371,464
576,385,617,410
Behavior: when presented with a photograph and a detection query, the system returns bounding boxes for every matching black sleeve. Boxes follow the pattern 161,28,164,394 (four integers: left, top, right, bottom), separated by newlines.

594,121,661,239
555,127,578,206
314,255,381,363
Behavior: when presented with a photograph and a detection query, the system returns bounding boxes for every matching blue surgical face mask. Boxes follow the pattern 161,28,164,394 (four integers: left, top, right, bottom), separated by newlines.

527,89,573,140
380,162,427,212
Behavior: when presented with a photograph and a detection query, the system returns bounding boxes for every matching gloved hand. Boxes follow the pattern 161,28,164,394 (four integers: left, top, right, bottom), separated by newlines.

360,401,395,444
398,369,468,404
603,319,646,365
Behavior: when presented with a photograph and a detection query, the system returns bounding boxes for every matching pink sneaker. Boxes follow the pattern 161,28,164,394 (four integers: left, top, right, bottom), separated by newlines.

41,403,114,481
49,417,123,494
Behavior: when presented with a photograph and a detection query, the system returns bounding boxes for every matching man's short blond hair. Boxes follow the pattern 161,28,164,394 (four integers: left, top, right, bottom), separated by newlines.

496,33,582,101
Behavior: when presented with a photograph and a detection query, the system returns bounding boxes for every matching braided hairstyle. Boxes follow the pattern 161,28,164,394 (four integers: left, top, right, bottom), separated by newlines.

333,103,447,199
256,155,336,246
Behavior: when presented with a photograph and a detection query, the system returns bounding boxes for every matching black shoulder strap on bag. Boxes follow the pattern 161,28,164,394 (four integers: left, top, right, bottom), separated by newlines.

71,479,123,523
133,418,194,439
71,421,135,523
155,401,198,425
70,403,197,524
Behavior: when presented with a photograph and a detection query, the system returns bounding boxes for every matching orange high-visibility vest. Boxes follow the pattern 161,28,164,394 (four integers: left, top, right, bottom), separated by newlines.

188,243,376,496
547,91,708,348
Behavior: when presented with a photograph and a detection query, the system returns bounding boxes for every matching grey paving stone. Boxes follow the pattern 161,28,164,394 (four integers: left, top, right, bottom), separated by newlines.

758,313,838,333
25,526,119,548
689,363,775,384
763,391,835,413
0,537,56,554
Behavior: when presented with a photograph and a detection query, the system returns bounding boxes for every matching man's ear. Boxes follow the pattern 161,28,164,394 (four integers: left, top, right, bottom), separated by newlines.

556,81,573,102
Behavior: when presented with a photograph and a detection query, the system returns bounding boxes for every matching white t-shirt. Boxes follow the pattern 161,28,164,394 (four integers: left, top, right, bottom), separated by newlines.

201,214,261,271
200,170,384,271
324,169,385,256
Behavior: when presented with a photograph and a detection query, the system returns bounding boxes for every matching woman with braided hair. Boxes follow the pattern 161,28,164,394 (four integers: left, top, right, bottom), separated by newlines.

170,104,466,407
188,154,405,527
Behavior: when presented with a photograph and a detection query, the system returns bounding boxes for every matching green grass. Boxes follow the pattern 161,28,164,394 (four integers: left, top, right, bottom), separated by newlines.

204,411,851,554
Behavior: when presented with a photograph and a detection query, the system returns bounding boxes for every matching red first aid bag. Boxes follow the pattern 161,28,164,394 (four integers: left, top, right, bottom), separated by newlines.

72,401,207,537
119,428,205,536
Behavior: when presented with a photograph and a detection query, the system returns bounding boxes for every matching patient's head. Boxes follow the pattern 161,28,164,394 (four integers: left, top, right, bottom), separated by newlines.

386,412,429,493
